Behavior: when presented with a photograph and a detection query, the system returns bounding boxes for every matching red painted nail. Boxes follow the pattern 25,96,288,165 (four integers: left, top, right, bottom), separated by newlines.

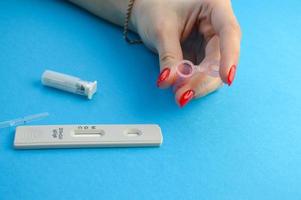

179,90,195,107
227,65,237,86
157,68,170,87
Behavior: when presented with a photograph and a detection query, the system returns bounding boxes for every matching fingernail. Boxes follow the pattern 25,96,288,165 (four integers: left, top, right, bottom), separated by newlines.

227,65,237,86
157,68,170,87
179,90,195,107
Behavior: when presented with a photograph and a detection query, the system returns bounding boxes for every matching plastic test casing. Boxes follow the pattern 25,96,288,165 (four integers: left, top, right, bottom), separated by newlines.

41,70,97,99
14,124,163,149
173,60,220,91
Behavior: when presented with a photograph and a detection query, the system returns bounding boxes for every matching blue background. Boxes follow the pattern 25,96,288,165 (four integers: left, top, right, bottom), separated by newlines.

0,0,300,199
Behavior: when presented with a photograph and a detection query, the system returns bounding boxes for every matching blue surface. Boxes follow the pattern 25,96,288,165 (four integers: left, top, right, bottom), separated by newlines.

0,0,301,199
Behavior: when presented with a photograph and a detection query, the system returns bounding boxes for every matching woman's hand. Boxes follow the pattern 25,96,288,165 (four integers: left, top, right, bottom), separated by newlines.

69,0,241,107
131,0,241,107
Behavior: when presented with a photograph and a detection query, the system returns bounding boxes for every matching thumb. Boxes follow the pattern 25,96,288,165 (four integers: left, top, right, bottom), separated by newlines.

156,29,183,89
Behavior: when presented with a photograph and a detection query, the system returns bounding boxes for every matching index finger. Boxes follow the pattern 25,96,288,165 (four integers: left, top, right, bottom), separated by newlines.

211,1,241,85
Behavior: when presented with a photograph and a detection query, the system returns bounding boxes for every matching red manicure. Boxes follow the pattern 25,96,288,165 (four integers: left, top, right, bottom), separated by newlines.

179,90,195,107
227,65,237,86
157,68,170,87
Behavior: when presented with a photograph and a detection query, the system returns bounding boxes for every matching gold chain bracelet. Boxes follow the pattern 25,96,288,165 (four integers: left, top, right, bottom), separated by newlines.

123,0,142,44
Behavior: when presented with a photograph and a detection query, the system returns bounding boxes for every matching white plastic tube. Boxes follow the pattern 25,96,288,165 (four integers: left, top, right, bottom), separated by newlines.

41,70,97,99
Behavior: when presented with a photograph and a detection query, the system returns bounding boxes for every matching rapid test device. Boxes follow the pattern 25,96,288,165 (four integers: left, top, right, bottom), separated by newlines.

14,124,163,149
